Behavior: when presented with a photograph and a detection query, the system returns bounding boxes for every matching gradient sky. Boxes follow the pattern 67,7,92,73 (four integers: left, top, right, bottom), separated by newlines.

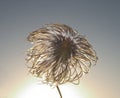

0,0,120,98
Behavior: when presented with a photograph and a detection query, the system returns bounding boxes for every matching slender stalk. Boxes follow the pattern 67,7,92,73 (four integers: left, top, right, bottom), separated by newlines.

56,85,62,98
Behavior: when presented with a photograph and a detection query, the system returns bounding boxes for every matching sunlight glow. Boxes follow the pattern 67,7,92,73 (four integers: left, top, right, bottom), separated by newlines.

11,76,90,98
15,84,81,98
15,84,57,98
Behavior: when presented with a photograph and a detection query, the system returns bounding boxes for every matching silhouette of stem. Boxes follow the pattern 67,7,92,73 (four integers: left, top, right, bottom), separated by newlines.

56,85,62,98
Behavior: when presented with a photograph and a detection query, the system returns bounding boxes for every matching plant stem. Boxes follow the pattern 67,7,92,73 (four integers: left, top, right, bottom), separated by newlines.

56,85,62,98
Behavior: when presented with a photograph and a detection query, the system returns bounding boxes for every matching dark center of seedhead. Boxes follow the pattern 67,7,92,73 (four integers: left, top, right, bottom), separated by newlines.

53,37,75,62
62,39,70,48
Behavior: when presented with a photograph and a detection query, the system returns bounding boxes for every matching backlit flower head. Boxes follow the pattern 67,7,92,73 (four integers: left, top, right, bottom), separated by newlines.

26,24,98,86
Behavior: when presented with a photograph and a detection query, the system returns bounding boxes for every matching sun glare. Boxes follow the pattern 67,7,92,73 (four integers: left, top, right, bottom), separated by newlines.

11,77,88,98
15,84,79,98
15,83,57,98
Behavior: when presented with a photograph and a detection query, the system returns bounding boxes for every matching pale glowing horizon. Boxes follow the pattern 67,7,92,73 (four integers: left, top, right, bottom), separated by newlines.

9,75,95,98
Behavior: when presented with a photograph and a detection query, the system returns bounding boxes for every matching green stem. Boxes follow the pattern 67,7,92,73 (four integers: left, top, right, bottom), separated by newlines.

56,85,62,98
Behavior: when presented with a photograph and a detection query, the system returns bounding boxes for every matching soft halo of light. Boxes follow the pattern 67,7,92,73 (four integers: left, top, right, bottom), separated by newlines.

11,76,89,98
15,83,57,98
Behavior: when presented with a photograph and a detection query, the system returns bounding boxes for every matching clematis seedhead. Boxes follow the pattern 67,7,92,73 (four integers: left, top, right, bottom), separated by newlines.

26,24,98,86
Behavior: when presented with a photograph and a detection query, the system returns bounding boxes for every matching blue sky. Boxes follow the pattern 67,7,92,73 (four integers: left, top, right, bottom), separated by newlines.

0,0,120,98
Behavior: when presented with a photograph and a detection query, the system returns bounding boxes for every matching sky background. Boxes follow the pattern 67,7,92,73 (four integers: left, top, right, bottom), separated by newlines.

0,0,120,98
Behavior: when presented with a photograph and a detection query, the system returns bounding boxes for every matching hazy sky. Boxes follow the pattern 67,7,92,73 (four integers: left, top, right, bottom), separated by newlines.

0,0,120,98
